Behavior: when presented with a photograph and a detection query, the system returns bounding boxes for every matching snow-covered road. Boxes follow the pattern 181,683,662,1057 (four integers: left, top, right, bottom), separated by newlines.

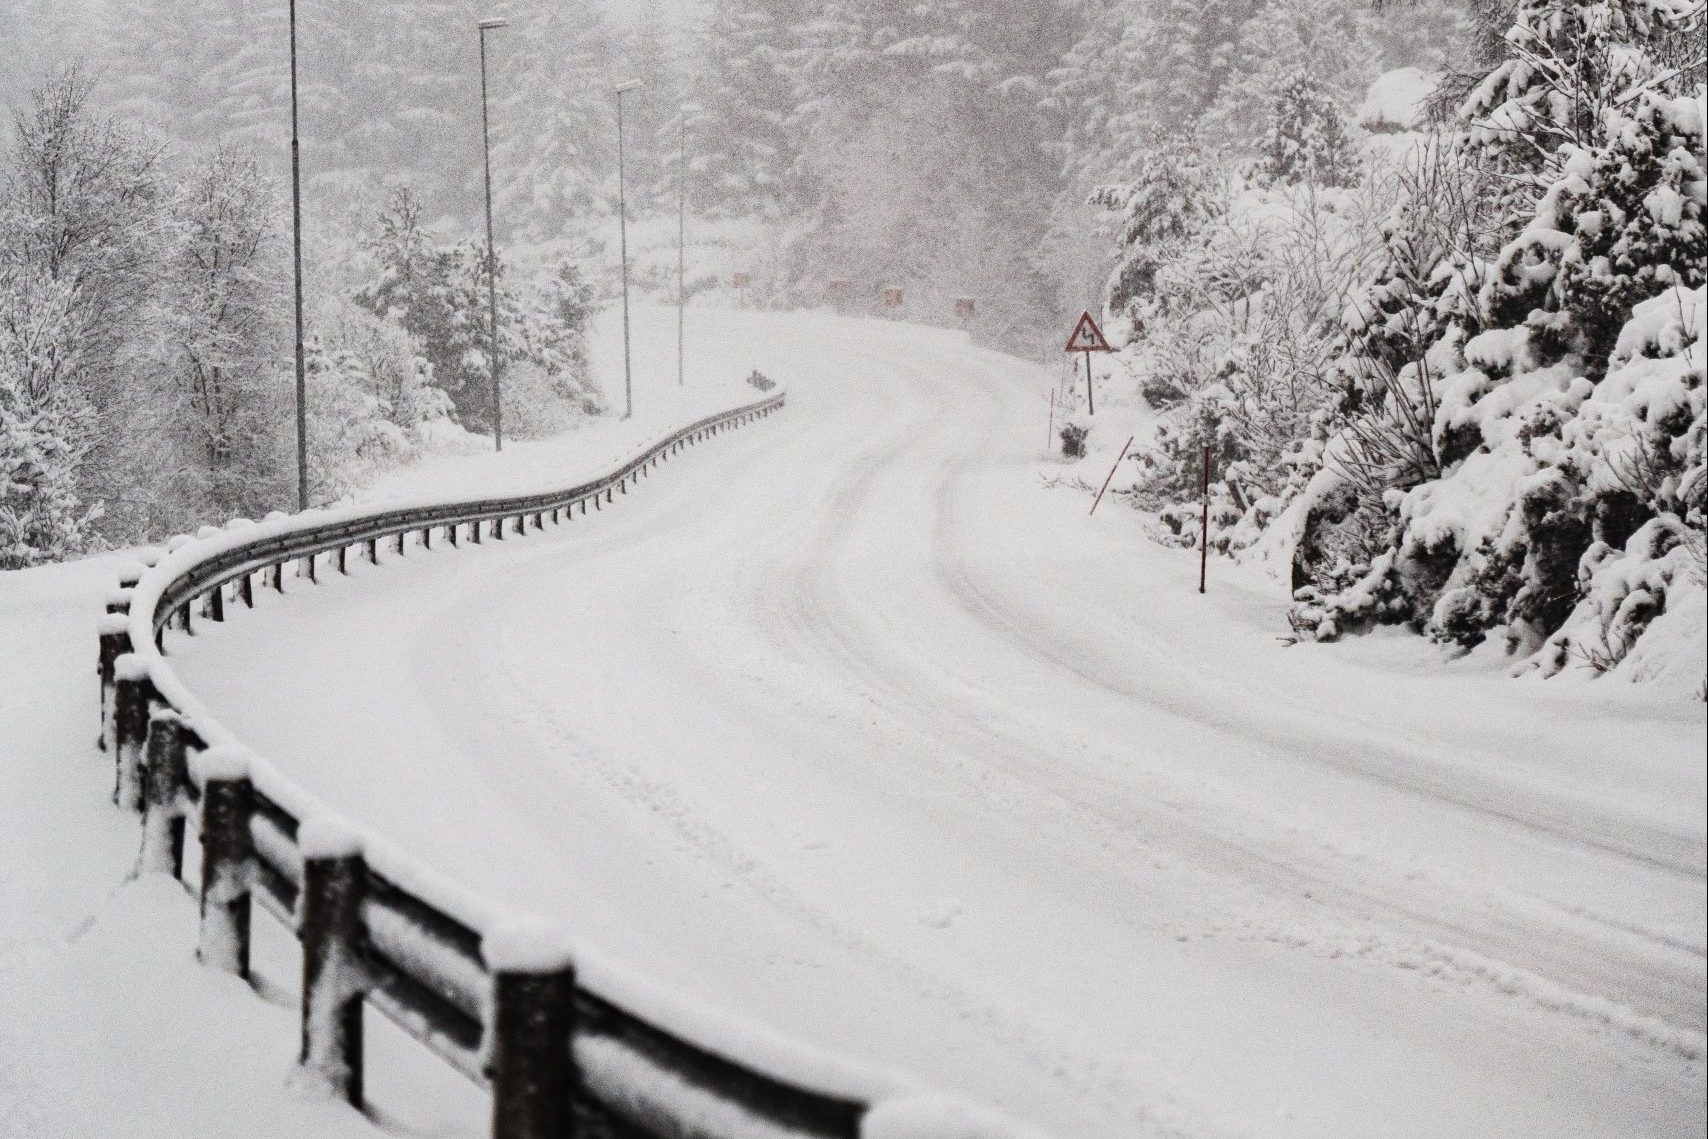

175,309,1705,1138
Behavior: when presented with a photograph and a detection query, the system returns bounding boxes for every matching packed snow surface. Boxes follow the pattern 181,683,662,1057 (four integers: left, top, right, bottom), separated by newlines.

3,305,1704,1137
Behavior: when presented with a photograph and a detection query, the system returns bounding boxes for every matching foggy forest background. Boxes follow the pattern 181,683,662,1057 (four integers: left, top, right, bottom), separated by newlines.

4,0,1704,682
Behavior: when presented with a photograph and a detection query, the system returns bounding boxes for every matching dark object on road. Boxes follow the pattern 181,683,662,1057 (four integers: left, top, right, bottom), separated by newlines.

747,369,777,391
1060,421,1087,458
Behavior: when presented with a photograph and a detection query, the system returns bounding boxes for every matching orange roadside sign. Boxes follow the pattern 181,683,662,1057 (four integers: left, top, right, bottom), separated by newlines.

1066,311,1112,353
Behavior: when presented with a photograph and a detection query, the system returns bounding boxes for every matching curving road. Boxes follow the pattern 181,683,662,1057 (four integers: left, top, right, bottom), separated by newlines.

177,309,1706,1139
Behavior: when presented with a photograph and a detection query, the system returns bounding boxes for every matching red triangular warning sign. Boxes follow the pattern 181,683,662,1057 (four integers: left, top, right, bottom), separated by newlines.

1066,311,1112,353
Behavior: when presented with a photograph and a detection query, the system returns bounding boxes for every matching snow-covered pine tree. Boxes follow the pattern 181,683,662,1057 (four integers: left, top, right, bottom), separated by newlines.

693,0,807,216
1202,0,1377,151
1254,73,1362,189
1094,130,1223,326
490,0,616,241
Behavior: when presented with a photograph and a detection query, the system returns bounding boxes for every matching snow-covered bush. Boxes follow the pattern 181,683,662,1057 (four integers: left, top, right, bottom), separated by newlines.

1531,286,1705,680
1060,420,1088,459
1287,0,1705,685
1100,135,1389,548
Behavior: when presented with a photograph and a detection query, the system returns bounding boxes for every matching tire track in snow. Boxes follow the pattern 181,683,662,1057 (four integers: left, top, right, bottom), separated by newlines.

911,347,1707,1048
393,356,1216,1139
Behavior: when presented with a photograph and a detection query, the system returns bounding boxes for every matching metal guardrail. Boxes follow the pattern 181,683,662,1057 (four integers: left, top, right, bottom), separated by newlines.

89,391,1026,1139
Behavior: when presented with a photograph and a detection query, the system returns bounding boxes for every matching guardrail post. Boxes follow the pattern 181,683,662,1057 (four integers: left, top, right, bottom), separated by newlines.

240,572,255,609
207,584,225,623
494,518,507,541
490,965,577,1139
337,545,349,575
423,525,433,551
113,657,155,812
98,616,132,753
305,553,318,584
198,774,253,978
449,522,461,547
270,562,285,593
299,842,367,1108
177,601,193,636
395,531,407,557
141,710,190,878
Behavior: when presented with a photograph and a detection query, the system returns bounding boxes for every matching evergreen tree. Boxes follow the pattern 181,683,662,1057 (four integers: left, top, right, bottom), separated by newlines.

488,0,616,240
1202,0,1377,152
694,0,807,215
1254,73,1362,189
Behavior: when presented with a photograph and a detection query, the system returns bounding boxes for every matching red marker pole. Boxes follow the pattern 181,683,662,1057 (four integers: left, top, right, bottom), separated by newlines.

1198,445,1210,594
1084,351,1095,416
1090,435,1134,515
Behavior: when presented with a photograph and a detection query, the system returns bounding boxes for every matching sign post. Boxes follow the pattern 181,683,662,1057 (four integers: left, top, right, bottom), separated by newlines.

1065,311,1112,415
732,271,751,307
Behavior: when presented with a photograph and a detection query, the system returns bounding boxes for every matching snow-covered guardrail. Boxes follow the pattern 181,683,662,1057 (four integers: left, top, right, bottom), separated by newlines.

89,390,1039,1139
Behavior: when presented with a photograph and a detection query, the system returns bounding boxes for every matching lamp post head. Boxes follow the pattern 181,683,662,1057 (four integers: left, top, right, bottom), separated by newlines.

478,17,508,31
614,78,645,95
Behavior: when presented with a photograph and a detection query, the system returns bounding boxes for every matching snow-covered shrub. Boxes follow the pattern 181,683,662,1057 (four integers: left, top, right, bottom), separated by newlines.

1292,79,1704,673
315,300,450,436
1060,421,1088,459
1102,149,1389,552
302,333,418,504
1531,286,1706,680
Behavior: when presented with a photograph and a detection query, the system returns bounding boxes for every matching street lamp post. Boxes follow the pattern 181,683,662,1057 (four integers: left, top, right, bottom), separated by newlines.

479,17,508,451
289,0,307,510
615,78,644,419
677,106,686,387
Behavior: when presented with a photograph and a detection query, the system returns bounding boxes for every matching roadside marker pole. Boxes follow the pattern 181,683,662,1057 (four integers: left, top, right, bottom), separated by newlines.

1199,445,1210,593
1047,389,1055,451
1089,435,1134,516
